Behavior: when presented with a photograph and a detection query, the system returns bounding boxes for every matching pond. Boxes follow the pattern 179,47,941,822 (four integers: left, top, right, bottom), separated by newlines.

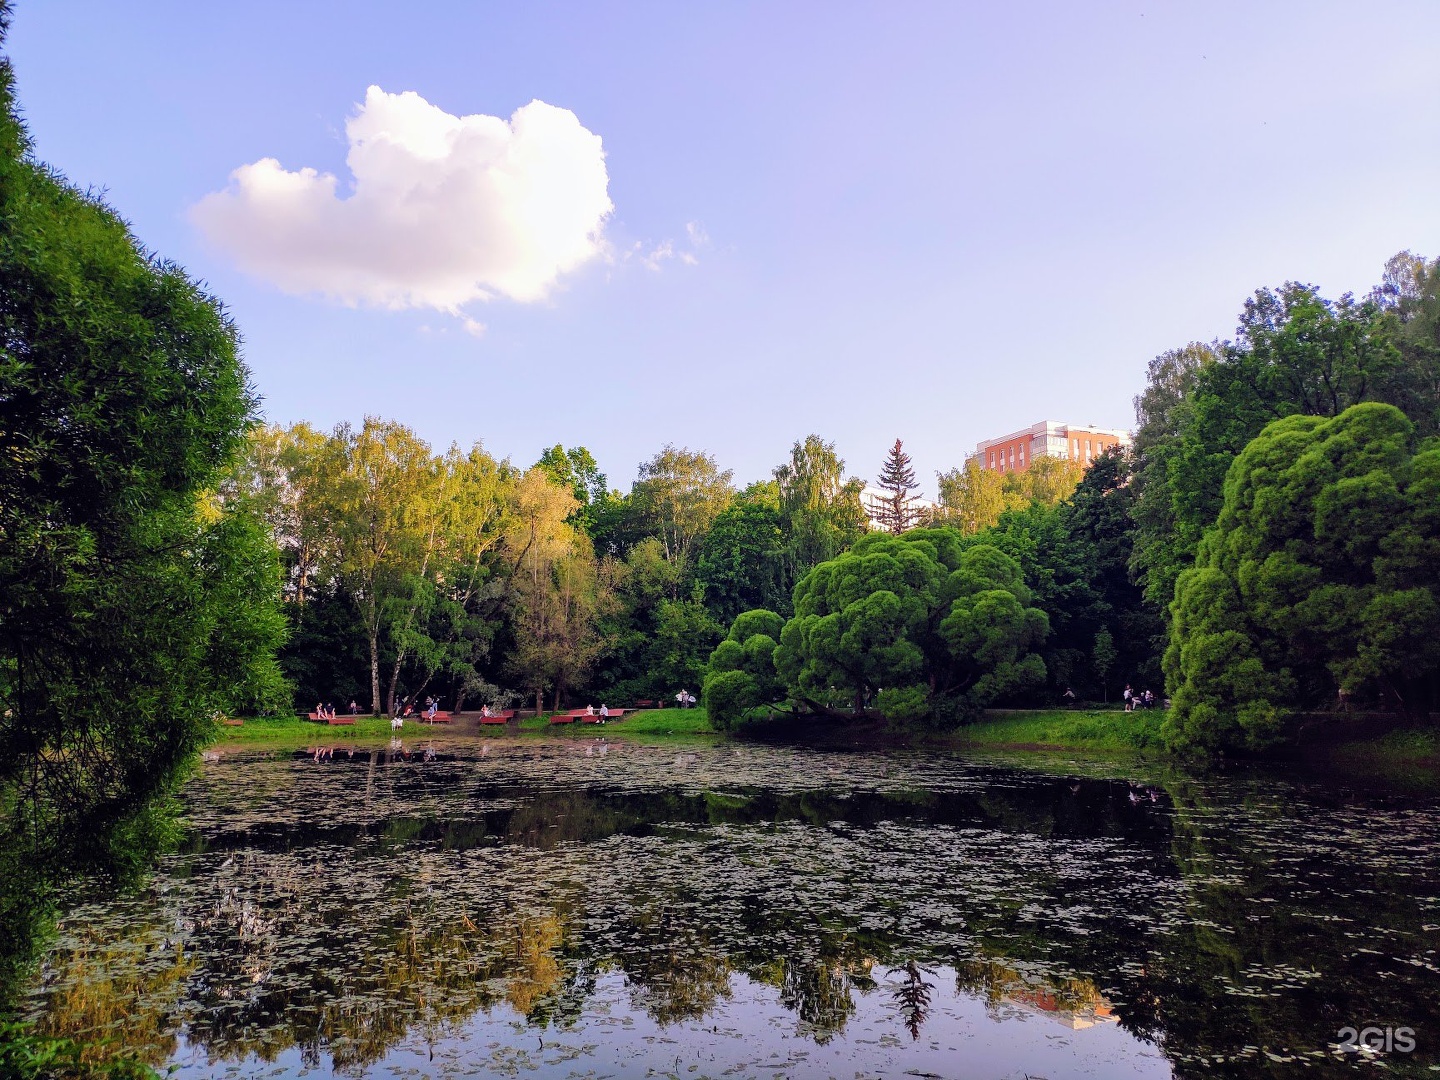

22,736,1440,1078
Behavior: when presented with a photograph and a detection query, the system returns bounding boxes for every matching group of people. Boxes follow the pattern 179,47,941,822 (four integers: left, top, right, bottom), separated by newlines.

313,701,361,719
1122,686,1156,711
674,690,697,708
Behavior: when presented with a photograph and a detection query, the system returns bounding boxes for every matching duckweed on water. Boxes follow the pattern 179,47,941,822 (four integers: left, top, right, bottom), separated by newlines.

24,738,1440,1078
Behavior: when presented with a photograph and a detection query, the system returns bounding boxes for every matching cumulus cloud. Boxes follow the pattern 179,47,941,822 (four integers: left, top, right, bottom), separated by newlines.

191,87,613,311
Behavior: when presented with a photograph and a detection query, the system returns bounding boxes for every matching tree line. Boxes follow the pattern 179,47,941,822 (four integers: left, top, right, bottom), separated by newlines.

700,252,1440,751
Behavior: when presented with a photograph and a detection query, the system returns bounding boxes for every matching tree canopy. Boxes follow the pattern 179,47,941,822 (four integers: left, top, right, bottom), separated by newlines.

708,528,1049,726
1163,403,1440,753
0,7,286,995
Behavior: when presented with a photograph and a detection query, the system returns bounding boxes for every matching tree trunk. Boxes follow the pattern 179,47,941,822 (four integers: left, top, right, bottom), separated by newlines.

387,653,406,719
535,686,543,716
369,628,382,715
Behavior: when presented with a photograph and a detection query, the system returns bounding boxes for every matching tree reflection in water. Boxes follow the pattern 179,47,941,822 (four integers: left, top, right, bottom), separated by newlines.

18,740,1440,1077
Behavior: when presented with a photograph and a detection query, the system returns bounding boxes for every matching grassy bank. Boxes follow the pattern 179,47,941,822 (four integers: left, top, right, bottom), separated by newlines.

955,708,1165,755
213,714,399,747
518,708,715,737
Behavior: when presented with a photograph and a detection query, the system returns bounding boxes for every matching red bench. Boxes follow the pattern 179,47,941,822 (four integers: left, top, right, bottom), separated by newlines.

308,712,355,726
635,699,656,709
549,712,579,724
419,710,453,724
478,710,514,725
579,709,626,724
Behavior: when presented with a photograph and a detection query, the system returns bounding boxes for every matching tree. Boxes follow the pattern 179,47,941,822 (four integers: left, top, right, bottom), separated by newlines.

1163,403,1440,754
505,469,607,712
1130,271,1440,617
935,459,1007,534
767,529,1048,723
871,439,925,534
0,3,286,996
323,419,444,713
1091,630,1117,703
695,483,788,624
629,445,734,582
702,610,786,730
536,444,615,538
774,435,867,570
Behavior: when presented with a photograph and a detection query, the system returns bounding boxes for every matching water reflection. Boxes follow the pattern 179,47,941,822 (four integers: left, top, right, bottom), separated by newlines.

25,738,1440,1077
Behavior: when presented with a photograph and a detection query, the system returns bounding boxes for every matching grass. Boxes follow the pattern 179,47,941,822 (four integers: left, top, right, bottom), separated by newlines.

955,708,1165,755
212,714,401,747
517,707,715,737
1326,724,1440,785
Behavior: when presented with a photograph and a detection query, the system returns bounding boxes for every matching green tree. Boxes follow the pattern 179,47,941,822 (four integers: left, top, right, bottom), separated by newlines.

629,445,735,583
536,444,616,538
1163,403,1440,754
0,3,286,998
871,439,925,534
1091,630,1117,703
773,435,866,571
767,529,1047,723
504,469,606,712
702,610,786,730
1130,272,1438,617
935,458,1007,534
695,482,788,624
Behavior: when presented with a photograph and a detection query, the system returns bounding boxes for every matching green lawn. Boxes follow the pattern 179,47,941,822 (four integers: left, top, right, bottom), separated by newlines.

213,713,399,747
956,708,1165,755
517,707,714,737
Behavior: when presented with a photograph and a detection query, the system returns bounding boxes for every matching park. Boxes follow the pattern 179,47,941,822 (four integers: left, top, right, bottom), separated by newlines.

2,3,1439,1078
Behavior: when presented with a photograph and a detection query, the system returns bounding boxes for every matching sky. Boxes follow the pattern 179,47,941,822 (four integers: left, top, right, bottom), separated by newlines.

8,1,1440,493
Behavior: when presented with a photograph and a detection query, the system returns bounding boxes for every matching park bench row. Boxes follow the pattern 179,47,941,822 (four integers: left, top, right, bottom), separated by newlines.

305,703,654,727
550,708,627,725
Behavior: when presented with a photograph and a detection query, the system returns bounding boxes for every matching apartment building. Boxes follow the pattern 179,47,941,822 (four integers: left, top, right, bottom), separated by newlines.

969,420,1130,474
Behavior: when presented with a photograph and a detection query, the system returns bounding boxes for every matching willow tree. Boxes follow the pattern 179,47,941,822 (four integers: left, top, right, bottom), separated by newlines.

773,434,866,572
1164,402,1440,753
0,3,286,996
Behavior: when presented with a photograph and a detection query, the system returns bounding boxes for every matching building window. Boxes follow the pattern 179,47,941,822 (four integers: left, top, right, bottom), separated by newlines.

989,451,995,468
1085,439,1091,460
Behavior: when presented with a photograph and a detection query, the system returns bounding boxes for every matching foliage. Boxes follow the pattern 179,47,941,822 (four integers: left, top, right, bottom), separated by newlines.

1163,403,1440,753
702,610,786,730
871,439,926,534
0,1021,160,1080
0,5,286,1002
629,444,734,577
505,469,610,712
750,529,1048,724
773,435,867,573
935,455,1083,535
1131,274,1440,615
695,483,788,624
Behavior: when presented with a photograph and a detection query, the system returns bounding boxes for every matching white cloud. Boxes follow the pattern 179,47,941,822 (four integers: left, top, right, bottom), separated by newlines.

191,87,613,312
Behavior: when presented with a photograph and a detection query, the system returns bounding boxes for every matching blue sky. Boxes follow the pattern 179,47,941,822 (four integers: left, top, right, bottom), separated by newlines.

9,2,1440,492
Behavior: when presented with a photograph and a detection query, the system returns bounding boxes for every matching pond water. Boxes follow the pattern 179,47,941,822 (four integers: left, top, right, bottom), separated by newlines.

22,736,1440,1078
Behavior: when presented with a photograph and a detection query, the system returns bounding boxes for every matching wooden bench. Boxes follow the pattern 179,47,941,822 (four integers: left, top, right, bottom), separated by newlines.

549,712,577,724
635,699,656,709
478,710,514,725
308,712,355,726
222,718,243,727
419,710,453,724
579,709,626,724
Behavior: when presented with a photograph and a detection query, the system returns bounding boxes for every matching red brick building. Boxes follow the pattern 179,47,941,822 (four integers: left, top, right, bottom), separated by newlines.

969,420,1130,474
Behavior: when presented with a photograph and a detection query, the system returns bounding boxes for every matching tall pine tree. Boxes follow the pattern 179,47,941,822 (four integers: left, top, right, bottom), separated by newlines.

873,439,924,534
